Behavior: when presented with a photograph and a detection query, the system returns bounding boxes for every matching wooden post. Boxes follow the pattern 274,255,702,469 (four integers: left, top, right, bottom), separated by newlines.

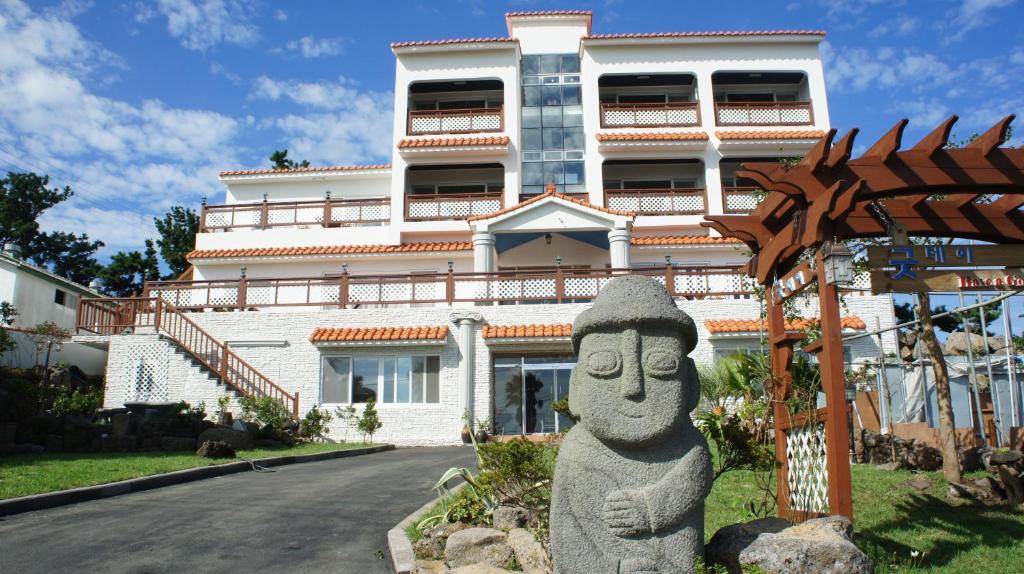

555,266,565,303
664,261,675,296
153,298,162,332
220,344,229,380
323,193,332,227
446,268,455,306
339,272,349,309
767,294,794,519
815,249,854,521
237,276,248,311
293,391,300,417
260,197,269,229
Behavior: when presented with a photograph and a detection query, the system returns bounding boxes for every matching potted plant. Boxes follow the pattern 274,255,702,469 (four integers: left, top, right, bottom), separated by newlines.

461,408,473,444
474,415,492,444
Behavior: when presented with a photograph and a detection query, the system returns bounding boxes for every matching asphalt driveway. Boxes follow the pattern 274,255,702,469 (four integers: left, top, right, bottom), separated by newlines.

0,446,476,574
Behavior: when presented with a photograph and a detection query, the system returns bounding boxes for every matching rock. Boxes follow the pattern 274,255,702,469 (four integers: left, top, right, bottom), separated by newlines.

861,430,943,471
551,276,710,574
197,427,253,451
948,481,997,502
0,423,16,447
709,516,873,574
492,506,529,530
507,528,551,574
0,443,44,456
196,440,235,458
973,476,1007,500
426,521,469,542
412,559,446,574
875,462,902,471
414,536,444,560
160,436,197,451
706,517,792,573
111,413,134,438
44,434,62,452
449,565,516,574
899,477,933,492
444,528,513,569
997,465,1024,506
944,331,1002,356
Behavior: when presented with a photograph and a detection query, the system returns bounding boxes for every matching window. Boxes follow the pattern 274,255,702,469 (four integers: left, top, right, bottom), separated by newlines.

521,53,584,196
321,355,440,404
54,289,66,305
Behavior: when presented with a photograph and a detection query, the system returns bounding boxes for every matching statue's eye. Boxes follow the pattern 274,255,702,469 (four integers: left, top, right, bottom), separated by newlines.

643,350,679,376
585,350,621,378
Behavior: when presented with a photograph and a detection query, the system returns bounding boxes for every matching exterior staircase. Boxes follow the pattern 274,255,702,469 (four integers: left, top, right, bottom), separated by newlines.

77,297,298,416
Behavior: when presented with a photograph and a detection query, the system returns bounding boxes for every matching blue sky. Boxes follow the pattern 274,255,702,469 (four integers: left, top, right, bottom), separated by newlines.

0,0,1022,258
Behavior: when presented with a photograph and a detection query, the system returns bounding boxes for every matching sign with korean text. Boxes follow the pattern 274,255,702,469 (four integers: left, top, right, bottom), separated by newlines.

772,261,814,303
870,268,1024,293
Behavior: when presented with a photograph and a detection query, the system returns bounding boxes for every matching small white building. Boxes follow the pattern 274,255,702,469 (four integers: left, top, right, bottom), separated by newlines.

77,10,897,445
0,250,107,375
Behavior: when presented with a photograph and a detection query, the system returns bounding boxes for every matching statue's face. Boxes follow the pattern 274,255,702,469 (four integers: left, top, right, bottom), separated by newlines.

570,324,693,447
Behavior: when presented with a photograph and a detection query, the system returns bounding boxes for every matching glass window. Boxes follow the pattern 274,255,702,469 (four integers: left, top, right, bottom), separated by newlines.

352,358,378,403
561,85,580,105
522,128,542,151
523,162,544,185
562,74,580,84
543,162,565,185
425,356,440,403
564,150,584,160
543,151,563,161
380,357,395,403
522,75,541,86
560,55,580,73
523,86,542,107
396,357,411,402
54,289,66,305
564,162,585,185
542,76,561,84
562,106,583,127
542,85,561,106
522,106,541,128
541,106,562,127
322,357,351,403
522,185,545,195
411,357,425,403
563,127,584,150
522,55,540,75
522,151,543,162
543,128,564,150
494,361,523,435
540,54,561,74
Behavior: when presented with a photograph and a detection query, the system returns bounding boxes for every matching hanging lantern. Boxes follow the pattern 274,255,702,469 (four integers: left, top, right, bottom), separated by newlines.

823,242,854,286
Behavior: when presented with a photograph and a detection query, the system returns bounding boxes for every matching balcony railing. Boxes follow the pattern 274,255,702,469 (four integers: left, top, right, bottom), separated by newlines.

714,101,814,126
407,107,504,135
405,192,503,222
116,267,753,313
605,188,707,216
201,198,390,232
600,102,700,128
722,186,761,214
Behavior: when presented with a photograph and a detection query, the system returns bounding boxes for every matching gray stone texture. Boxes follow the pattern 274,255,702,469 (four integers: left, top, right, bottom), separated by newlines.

507,528,552,574
444,528,514,569
707,516,874,574
492,505,529,530
195,440,235,458
551,275,712,573
197,427,253,451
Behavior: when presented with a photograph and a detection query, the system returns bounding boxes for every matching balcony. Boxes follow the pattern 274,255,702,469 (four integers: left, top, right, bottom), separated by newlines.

405,192,503,222
714,101,814,126
200,198,390,232
405,163,504,222
407,107,504,135
722,186,760,214
605,188,707,216
600,102,700,128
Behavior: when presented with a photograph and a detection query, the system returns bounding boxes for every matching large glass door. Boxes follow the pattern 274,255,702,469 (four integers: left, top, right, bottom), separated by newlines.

494,356,575,435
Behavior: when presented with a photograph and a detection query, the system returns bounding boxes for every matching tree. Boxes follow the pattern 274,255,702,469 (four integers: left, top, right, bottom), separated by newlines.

95,239,160,296
356,398,383,443
26,231,104,285
269,149,310,170
0,302,18,354
0,172,72,252
154,206,198,279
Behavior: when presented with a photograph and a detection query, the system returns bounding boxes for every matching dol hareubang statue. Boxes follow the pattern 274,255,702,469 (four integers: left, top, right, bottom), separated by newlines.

551,275,712,574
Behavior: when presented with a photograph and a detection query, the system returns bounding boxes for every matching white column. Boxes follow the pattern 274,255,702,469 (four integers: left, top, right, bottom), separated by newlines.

451,312,484,429
704,151,725,218
472,232,496,273
608,228,631,269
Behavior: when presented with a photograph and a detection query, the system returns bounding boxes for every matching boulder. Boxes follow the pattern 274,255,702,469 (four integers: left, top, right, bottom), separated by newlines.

160,436,197,451
507,528,551,574
444,528,513,569
944,331,1004,356
707,516,873,574
412,560,446,574
492,506,529,530
197,427,253,451
111,413,135,438
196,440,235,458
449,565,516,574
414,536,444,560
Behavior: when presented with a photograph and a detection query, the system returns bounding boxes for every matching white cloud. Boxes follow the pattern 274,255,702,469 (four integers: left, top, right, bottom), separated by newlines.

889,99,951,129
148,0,260,52
1011,48,1024,66
272,9,287,21
822,42,958,93
868,14,918,38
209,61,242,85
283,35,348,59
945,0,1017,42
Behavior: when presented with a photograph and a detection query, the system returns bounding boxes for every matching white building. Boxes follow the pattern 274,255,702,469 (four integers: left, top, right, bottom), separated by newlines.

78,10,896,445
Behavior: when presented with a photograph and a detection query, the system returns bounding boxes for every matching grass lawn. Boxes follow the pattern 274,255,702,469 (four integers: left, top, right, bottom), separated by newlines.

0,442,373,500
708,463,1024,574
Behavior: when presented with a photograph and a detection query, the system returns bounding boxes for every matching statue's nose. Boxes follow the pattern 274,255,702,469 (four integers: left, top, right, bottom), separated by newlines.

620,328,644,400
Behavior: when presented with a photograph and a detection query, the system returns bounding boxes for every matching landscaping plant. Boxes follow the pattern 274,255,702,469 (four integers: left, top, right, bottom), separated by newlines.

238,395,291,436
298,404,333,442
333,404,357,442
356,398,382,443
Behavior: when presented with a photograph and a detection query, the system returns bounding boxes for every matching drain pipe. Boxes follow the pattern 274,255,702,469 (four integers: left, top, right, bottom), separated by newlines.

451,312,483,431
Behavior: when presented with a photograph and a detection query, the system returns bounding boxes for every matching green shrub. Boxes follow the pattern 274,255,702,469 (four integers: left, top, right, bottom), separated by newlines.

238,395,291,433
49,386,103,417
298,404,333,442
477,438,557,531
356,399,383,443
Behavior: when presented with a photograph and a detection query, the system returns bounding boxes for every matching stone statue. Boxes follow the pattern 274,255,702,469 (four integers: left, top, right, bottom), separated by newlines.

551,275,712,574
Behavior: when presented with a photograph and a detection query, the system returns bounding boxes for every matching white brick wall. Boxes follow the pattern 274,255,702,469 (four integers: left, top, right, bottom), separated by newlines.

100,294,897,446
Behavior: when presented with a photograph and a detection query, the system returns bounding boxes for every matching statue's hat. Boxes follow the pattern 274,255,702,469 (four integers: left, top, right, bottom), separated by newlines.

571,275,697,354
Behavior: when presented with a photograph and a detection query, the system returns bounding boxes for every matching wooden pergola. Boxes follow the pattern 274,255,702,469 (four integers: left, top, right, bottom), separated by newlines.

702,114,1024,520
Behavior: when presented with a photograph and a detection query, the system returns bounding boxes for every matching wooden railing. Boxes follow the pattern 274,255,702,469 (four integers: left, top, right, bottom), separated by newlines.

407,107,504,135
405,192,503,221
606,188,707,215
722,186,761,214
714,101,814,126
130,266,755,311
600,102,700,128
200,197,390,232
76,298,298,415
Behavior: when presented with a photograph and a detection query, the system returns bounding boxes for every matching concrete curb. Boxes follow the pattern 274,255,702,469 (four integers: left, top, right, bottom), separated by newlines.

0,444,395,517
387,482,466,574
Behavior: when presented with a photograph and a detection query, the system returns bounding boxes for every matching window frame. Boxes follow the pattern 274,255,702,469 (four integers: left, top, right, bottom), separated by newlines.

320,353,442,405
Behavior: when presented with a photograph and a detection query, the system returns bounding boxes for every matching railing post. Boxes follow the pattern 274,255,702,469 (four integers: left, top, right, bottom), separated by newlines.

153,298,162,332
293,390,299,417
323,192,332,227
220,344,229,380
237,273,248,311
260,195,269,229
665,261,676,297
446,267,455,306
199,197,207,233
555,265,565,304
339,268,349,309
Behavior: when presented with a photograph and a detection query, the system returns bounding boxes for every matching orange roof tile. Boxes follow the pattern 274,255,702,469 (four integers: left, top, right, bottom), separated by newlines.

398,136,511,149
585,30,826,40
596,132,709,142
310,326,449,343
716,130,826,141
467,188,633,222
705,316,866,334
186,242,472,260
219,164,390,177
483,324,573,339
391,38,518,48
506,10,592,17
631,235,743,246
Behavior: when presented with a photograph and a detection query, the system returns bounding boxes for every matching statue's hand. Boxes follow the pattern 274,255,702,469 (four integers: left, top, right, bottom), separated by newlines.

602,489,650,537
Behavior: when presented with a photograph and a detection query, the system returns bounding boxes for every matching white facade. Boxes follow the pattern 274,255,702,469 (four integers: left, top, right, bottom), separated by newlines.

85,10,897,445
